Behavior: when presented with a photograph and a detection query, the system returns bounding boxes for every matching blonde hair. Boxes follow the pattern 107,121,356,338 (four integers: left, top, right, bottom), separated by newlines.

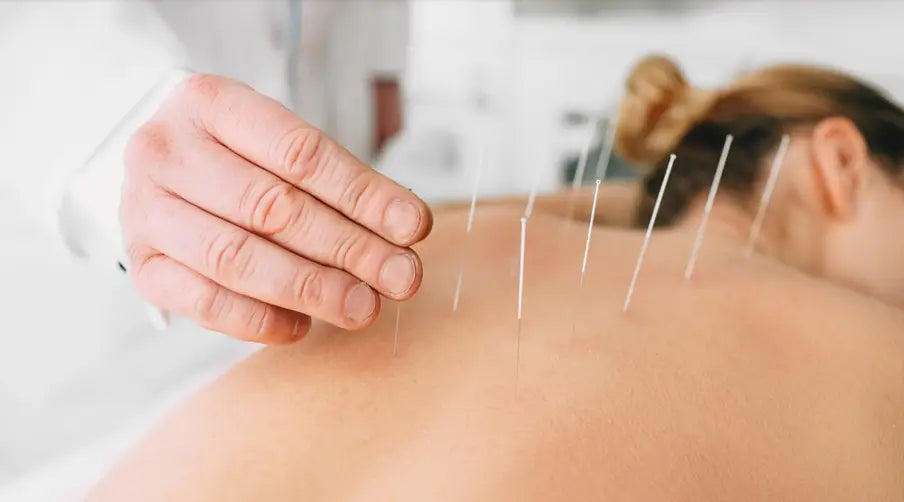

615,55,904,226
615,55,719,166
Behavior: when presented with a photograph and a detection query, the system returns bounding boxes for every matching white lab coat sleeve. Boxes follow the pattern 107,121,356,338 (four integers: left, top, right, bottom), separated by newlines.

367,1,409,76
0,1,189,267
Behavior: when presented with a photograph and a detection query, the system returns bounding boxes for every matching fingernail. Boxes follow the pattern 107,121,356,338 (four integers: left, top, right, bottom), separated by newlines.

385,199,421,243
380,253,416,297
345,282,377,323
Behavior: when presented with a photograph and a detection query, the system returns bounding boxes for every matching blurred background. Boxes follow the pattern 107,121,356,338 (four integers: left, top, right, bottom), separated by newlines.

1,0,902,499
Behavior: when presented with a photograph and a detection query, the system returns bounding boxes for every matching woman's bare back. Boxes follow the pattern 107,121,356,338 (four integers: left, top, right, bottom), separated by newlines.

90,206,904,501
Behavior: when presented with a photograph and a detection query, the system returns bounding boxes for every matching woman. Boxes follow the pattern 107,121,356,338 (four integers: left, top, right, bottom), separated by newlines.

89,56,904,501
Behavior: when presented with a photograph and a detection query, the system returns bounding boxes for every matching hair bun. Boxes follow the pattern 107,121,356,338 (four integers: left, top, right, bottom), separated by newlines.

615,54,718,168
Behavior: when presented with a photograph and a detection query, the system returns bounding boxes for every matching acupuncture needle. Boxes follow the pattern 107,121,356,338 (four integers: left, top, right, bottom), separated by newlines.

571,179,602,334
563,125,597,223
593,115,617,181
516,216,526,390
525,164,540,219
745,134,791,257
623,154,677,312
579,179,603,289
452,146,487,312
684,134,734,280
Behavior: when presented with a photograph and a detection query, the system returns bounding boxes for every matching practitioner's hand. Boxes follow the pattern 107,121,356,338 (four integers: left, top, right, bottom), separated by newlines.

121,74,431,344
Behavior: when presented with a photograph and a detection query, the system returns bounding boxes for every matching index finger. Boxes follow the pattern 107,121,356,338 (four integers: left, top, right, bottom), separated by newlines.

182,74,433,247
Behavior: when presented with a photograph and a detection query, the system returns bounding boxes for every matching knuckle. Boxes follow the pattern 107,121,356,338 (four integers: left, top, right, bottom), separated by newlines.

288,195,317,242
330,228,367,271
180,73,235,130
244,304,276,343
194,283,227,323
125,243,155,280
289,268,324,309
203,229,254,282
125,122,172,169
182,73,227,105
274,127,331,184
338,171,374,220
241,181,298,237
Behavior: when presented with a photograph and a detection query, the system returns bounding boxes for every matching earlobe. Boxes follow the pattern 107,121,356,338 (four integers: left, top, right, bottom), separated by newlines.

808,117,870,221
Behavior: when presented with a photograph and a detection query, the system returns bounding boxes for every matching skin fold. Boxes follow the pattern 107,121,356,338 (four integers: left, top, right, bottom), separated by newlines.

89,203,904,502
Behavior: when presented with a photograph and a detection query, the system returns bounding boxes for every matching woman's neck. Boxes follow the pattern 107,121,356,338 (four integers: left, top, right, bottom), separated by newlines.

673,199,758,250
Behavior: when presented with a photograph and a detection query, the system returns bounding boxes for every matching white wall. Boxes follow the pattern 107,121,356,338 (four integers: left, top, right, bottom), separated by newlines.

381,1,516,201
387,0,904,202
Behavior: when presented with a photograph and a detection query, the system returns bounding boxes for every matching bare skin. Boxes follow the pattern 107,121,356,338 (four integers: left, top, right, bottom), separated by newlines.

90,203,904,501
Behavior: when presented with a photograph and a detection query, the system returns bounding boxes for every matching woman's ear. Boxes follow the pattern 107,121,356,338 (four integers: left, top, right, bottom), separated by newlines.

807,117,871,221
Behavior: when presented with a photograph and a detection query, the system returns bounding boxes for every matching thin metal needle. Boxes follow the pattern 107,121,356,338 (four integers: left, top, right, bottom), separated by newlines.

525,165,540,219
452,147,487,312
684,134,734,280
570,179,602,335
392,304,401,356
516,216,527,389
564,125,597,222
624,154,677,313
593,116,617,181
579,179,603,289
745,134,791,258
